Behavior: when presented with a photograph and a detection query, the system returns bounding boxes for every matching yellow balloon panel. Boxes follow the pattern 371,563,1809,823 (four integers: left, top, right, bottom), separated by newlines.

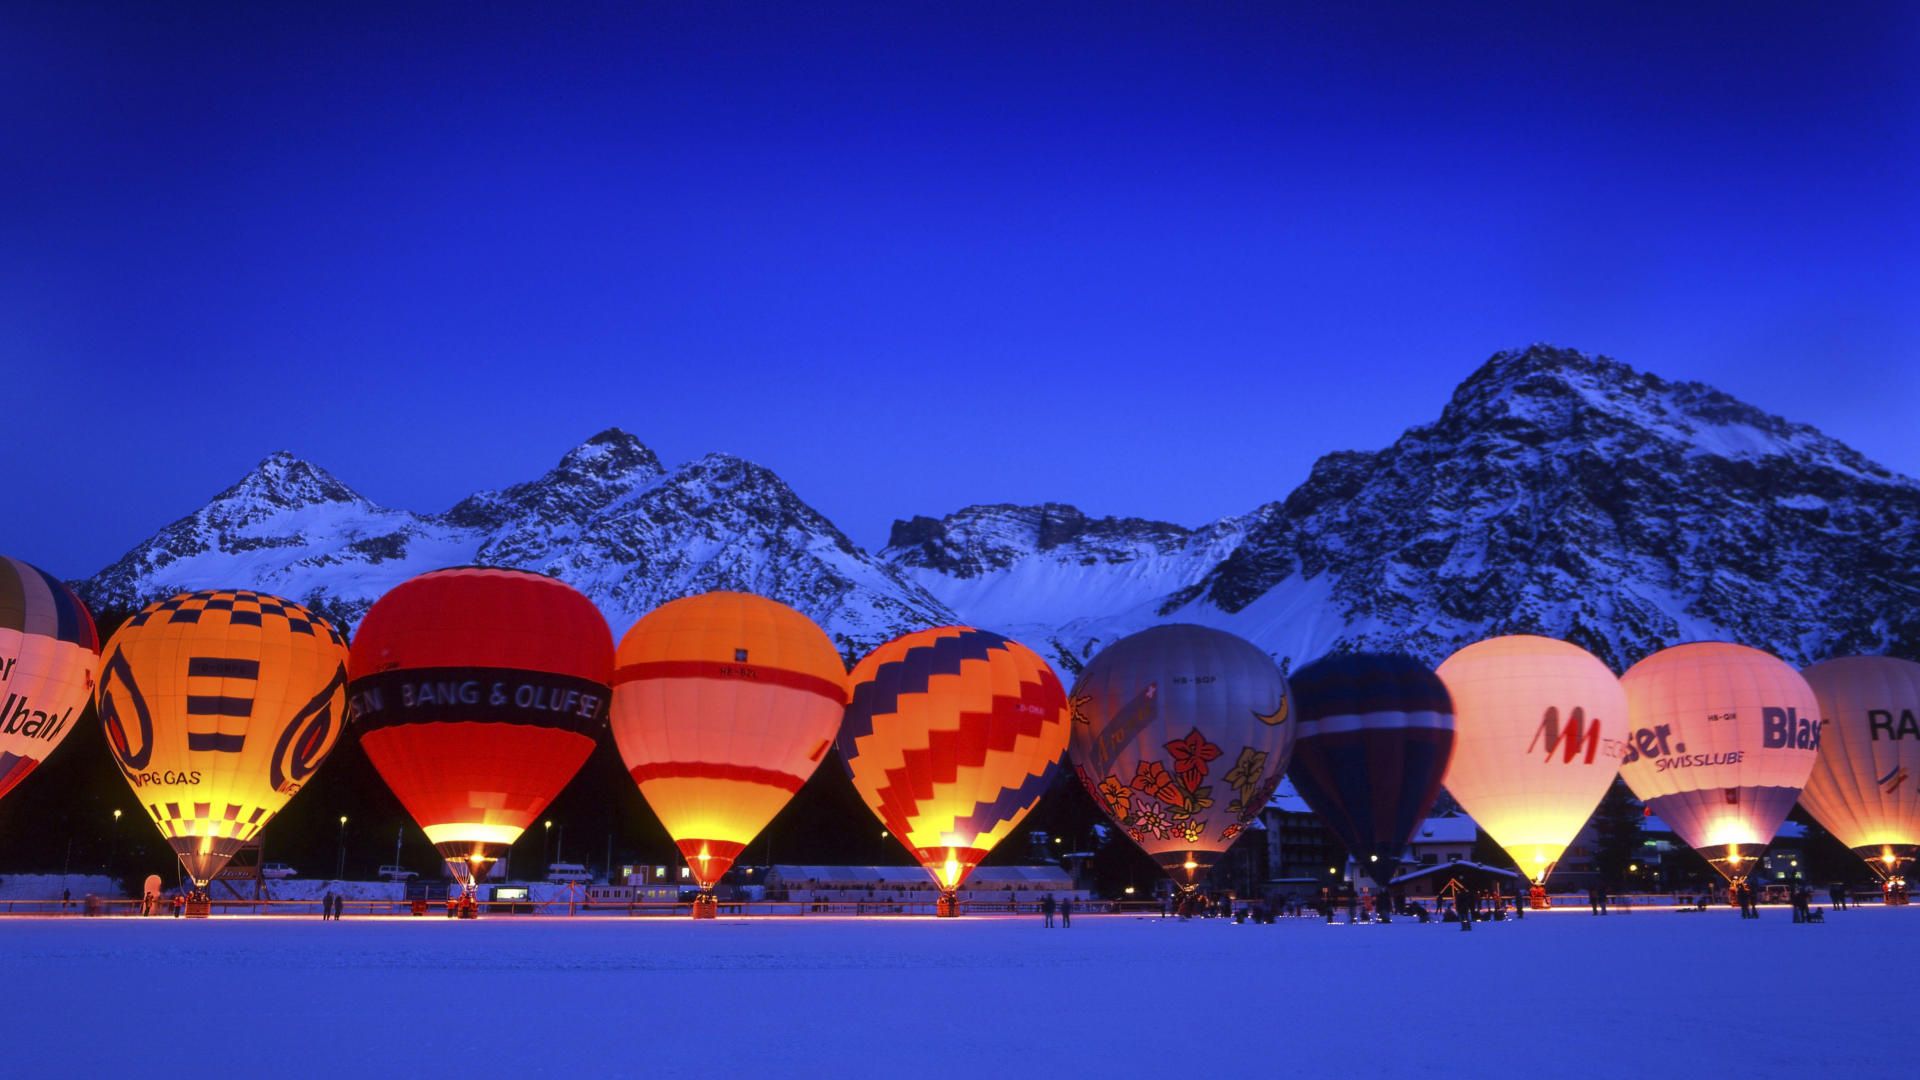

96,590,349,884
1437,635,1626,882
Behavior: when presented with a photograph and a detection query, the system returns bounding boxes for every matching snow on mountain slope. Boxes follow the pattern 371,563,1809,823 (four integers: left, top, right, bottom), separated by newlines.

78,347,1920,676
79,430,952,658
880,503,1254,664
896,347,1920,673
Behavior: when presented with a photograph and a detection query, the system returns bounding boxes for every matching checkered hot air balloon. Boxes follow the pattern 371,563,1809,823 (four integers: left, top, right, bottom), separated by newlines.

0,556,99,804
1619,642,1820,883
610,592,846,918
839,627,1069,916
1069,625,1293,894
1287,652,1456,889
348,568,614,888
1799,656,1920,884
97,589,349,886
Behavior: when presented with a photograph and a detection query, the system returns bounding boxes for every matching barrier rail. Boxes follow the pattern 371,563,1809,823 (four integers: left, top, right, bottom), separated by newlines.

0,892,1898,918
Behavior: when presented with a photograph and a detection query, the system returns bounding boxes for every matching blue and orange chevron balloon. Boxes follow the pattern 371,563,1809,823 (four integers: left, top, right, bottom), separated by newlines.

839,627,1069,893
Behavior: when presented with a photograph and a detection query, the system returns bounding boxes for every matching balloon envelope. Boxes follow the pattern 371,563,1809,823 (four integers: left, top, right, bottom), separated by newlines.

97,589,349,885
1287,652,1455,888
1068,624,1292,888
349,568,613,883
839,627,1068,893
1799,655,1920,879
1436,635,1626,883
0,556,98,802
1618,642,1820,882
611,591,846,888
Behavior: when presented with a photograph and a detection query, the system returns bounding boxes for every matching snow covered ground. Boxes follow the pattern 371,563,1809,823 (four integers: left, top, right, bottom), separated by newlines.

4,907,1910,1076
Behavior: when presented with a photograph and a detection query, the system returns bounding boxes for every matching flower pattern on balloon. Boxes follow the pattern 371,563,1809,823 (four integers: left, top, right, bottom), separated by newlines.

1098,775,1132,820
1166,727,1222,791
1224,746,1269,816
1130,760,1182,806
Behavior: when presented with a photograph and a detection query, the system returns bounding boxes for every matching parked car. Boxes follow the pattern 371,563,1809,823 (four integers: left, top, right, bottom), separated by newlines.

260,863,298,879
378,865,418,882
546,862,593,884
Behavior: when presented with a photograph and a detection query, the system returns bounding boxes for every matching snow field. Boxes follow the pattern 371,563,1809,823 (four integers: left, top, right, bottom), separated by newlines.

3,907,1910,1076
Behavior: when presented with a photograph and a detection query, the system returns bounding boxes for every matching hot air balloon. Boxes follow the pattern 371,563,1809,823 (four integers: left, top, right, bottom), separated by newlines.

1069,625,1292,899
1618,642,1821,883
1287,652,1455,888
1799,656,1920,889
611,592,846,917
96,590,348,886
1436,635,1626,886
0,556,99,803
840,626,1069,916
348,568,613,891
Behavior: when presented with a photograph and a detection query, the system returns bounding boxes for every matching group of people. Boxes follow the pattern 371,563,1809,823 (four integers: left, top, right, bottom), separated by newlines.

1039,893,1072,927
319,892,347,920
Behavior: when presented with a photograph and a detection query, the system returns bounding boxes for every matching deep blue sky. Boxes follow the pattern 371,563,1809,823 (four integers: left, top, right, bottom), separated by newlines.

4,2,1916,579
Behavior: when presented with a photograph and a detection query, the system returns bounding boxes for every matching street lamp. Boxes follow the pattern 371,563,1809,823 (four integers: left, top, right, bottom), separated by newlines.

108,809,123,878
336,815,348,880
543,820,553,871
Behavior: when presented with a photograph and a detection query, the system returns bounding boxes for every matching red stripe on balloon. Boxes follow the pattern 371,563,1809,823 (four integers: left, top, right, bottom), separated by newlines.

629,761,808,793
612,660,845,704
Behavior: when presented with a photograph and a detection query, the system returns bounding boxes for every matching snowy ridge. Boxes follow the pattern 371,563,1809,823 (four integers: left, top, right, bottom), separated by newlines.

81,429,951,658
78,347,1920,674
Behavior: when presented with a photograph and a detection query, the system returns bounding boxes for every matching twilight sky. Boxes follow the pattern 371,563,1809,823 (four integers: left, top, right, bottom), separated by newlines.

3,2,1916,579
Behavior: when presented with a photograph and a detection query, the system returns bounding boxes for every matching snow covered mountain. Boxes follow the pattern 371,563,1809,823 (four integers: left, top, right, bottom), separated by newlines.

891,346,1920,672
82,429,950,658
79,347,1920,674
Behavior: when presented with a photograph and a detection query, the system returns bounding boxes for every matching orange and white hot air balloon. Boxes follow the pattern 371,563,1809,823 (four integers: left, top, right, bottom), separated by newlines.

1619,642,1821,882
1437,635,1626,884
610,592,846,917
1799,656,1920,883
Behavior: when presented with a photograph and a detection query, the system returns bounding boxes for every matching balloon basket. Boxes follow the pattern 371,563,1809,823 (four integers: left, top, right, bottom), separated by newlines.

185,898,210,919
1528,885,1549,911
691,894,718,920
936,892,959,918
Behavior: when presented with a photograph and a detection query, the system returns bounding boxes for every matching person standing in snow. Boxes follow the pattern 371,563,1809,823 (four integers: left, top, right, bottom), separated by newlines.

1457,884,1475,932
1042,893,1055,927
1061,896,1072,928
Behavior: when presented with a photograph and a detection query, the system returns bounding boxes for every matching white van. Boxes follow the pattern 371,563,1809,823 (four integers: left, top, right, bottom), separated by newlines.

546,862,593,884
378,865,418,882
260,863,297,879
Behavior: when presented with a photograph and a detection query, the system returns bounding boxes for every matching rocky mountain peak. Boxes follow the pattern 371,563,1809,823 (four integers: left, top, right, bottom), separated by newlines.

446,429,666,530
554,428,665,483
212,451,366,513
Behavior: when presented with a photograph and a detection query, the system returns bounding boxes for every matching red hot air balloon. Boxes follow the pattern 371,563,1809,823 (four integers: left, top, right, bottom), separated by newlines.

348,568,614,889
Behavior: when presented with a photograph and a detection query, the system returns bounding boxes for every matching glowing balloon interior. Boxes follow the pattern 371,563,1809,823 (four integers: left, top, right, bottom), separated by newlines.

1799,655,1920,882
349,567,614,885
1618,642,1820,883
1436,635,1626,883
611,592,846,912
97,590,349,885
839,627,1069,913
